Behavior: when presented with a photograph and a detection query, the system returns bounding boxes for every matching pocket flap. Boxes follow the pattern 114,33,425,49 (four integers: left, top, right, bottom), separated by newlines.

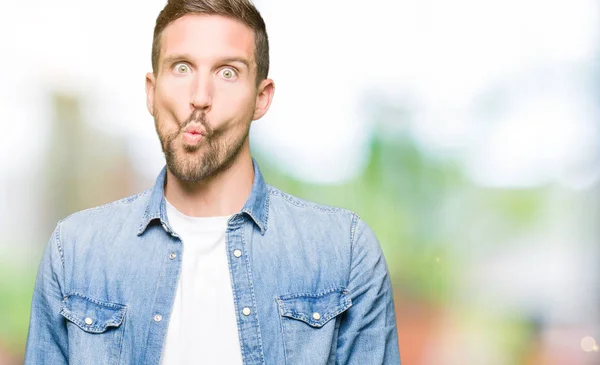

60,293,126,333
277,288,352,328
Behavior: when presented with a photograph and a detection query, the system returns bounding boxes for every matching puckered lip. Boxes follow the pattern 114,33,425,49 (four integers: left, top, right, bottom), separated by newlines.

184,124,206,136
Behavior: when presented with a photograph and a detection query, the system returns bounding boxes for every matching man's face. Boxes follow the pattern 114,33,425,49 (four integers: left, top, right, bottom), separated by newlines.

146,14,273,182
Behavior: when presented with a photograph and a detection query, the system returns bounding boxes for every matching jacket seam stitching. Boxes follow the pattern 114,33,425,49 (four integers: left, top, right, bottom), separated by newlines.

61,189,151,223
276,297,289,365
63,292,127,308
242,226,267,364
226,229,246,361
115,310,127,365
277,287,348,299
140,234,170,365
262,187,270,234
55,221,65,269
349,212,359,281
266,186,350,213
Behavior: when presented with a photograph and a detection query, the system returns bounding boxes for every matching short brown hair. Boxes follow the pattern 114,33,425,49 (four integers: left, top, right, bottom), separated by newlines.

151,0,269,83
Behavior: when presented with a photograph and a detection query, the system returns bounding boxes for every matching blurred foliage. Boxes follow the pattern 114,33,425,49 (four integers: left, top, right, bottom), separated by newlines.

0,258,37,356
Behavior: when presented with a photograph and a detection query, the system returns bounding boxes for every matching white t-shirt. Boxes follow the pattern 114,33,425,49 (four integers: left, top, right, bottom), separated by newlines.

159,200,243,365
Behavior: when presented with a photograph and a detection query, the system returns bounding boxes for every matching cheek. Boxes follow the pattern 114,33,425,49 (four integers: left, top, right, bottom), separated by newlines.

154,85,187,134
214,84,256,119
155,77,191,116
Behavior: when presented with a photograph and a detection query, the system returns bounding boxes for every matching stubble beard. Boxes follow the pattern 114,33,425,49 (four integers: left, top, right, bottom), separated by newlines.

155,109,249,182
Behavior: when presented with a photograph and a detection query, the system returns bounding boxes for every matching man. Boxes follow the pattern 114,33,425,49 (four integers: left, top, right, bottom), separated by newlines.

25,0,401,364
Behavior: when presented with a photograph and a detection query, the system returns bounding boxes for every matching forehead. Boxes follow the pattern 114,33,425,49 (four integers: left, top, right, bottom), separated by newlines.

160,14,255,64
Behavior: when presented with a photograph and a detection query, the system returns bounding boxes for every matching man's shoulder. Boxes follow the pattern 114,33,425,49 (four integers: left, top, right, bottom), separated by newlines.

266,184,359,225
57,187,153,232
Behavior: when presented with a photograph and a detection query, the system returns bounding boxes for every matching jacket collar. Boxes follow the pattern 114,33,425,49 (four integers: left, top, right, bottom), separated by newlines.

137,158,269,236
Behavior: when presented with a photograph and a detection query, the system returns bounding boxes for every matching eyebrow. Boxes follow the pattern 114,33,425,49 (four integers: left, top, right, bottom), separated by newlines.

162,54,251,69
218,57,251,69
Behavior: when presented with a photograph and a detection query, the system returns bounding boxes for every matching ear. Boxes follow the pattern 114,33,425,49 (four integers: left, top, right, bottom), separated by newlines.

145,72,156,116
252,78,275,121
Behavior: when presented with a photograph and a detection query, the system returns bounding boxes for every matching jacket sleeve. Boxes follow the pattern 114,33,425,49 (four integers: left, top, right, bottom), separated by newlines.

336,216,401,364
24,223,69,364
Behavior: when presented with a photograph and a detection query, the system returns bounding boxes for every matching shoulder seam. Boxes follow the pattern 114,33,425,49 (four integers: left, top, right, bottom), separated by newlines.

266,185,352,214
54,221,65,269
349,212,360,281
60,188,152,222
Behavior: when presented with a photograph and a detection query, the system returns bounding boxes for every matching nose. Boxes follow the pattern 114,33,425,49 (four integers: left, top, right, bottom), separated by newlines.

190,74,213,110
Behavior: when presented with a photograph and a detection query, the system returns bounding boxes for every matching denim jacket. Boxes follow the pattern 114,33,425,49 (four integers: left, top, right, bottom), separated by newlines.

25,160,401,364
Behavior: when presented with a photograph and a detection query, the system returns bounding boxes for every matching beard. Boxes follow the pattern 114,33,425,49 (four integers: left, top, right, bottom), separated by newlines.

155,109,249,182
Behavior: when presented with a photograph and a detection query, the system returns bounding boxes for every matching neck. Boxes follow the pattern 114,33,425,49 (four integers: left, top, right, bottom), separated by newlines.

164,145,254,218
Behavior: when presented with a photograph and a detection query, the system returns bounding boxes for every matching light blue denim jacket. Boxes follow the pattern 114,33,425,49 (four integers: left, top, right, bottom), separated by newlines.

25,160,400,365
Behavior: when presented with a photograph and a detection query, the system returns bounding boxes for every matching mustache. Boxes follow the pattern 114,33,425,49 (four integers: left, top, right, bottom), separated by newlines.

181,109,212,134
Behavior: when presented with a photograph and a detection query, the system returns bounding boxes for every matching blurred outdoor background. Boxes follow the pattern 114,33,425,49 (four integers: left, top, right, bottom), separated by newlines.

1,0,599,364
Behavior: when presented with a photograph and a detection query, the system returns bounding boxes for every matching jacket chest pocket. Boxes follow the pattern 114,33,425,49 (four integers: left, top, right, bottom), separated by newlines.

276,288,352,365
60,293,127,365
